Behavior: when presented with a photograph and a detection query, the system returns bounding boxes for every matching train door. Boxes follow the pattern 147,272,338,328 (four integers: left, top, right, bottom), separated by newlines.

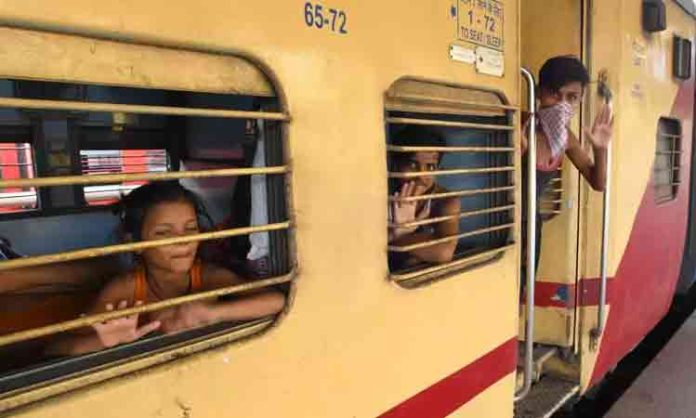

517,0,591,414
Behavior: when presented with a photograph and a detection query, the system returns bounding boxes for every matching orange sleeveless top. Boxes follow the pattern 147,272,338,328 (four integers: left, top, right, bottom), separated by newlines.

133,260,203,302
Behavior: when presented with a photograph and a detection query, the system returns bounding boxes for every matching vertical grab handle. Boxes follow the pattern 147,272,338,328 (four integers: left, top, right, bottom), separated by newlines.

515,68,537,402
591,72,612,350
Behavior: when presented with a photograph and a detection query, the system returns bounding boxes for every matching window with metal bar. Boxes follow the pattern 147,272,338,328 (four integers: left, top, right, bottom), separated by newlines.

0,74,291,408
654,117,681,204
0,142,37,213
385,79,516,287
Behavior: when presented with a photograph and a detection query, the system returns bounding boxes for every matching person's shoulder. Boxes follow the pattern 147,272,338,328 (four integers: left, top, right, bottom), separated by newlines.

200,262,244,289
433,183,449,194
433,184,459,203
89,272,137,312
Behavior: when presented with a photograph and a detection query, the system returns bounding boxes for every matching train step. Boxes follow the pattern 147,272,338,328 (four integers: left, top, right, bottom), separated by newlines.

515,376,580,418
517,345,559,384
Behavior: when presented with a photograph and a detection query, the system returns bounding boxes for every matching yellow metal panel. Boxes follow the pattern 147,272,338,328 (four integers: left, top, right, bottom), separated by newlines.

0,0,523,416
450,374,515,417
577,0,696,391
0,27,274,96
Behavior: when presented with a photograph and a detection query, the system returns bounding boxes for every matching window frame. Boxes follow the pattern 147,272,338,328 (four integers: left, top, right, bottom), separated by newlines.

384,77,517,288
0,28,294,412
653,117,682,204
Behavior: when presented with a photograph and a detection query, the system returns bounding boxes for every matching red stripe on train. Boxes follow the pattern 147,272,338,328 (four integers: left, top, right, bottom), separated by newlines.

590,66,695,384
378,338,517,418
532,278,615,308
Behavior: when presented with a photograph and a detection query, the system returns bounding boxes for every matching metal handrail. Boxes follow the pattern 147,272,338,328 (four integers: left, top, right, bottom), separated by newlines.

590,69,614,348
515,67,537,402
591,136,612,347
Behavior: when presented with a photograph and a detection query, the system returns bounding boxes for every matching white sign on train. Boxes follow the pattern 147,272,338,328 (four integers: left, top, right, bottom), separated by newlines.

457,0,504,51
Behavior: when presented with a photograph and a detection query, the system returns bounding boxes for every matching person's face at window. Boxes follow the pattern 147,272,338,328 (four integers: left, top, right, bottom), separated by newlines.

539,81,584,110
397,151,440,194
140,200,200,274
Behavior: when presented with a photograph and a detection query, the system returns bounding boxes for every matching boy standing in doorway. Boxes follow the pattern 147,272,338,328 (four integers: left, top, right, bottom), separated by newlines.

522,55,614,272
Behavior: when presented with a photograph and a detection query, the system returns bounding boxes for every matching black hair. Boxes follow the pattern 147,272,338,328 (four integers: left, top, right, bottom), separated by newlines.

390,125,446,167
538,56,590,93
115,181,210,240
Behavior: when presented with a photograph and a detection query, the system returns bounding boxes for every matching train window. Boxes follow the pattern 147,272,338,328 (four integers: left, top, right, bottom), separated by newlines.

0,142,37,213
81,149,169,206
654,117,682,203
0,28,292,410
385,78,515,287
673,35,693,80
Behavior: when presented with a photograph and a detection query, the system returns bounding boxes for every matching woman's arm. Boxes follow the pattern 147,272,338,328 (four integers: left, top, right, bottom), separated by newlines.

160,265,286,332
203,265,286,320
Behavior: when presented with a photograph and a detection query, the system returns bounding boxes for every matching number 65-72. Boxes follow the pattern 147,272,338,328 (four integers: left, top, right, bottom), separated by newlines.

304,2,348,34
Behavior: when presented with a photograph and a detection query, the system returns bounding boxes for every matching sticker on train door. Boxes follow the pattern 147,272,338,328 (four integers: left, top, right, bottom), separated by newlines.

475,46,504,77
456,0,504,51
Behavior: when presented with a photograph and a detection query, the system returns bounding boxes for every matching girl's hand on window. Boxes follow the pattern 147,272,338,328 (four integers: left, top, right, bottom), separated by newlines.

92,300,161,348
160,301,218,334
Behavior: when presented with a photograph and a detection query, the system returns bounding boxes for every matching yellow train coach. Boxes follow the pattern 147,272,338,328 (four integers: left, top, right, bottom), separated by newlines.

0,0,693,417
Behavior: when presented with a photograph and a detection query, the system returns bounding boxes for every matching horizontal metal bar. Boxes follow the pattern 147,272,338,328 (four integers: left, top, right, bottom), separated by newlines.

391,244,515,282
389,223,514,252
0,162,33,167
541,210,563,215
0,318,275,412
0,191,36,198
543,199,563,204
653,166,681,172
655,150,682,155
0,222,290,271
390,204,515,229
0,97,290,121
0,192,37,207
658,133,681,138
387,145,515,153
0,166,286,188
389,166,514,179
0,273,293,347
389,186,514,203
386,117,515,131
549,188,563,193
387,93,519,111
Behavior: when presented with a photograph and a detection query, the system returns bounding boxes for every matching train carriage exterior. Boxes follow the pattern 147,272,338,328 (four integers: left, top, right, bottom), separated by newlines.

0,0,693,417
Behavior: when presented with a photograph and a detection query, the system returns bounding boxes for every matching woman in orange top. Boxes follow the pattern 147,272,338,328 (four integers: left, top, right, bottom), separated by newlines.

49,181,285,355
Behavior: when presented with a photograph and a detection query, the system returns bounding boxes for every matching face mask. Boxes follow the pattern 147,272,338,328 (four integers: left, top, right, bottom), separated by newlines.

537,101,574,159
